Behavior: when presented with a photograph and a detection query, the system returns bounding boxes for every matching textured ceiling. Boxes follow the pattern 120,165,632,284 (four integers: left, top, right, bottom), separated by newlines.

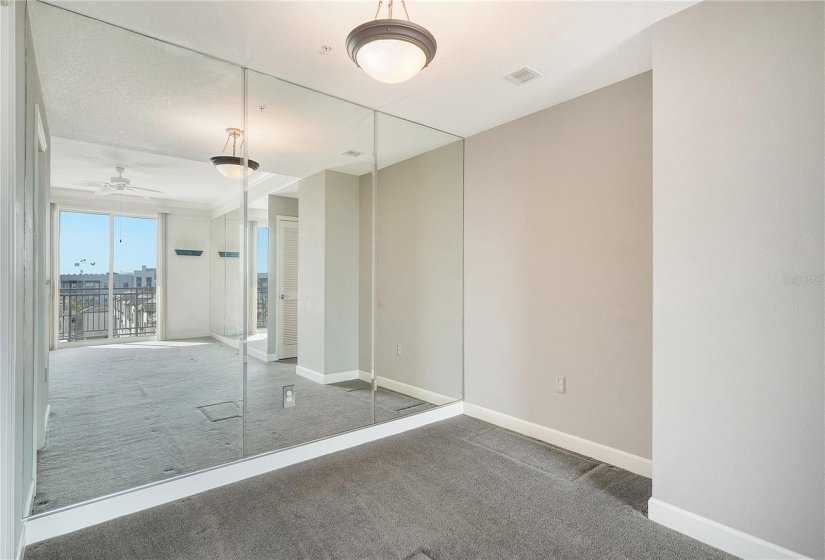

41,0,695,137
50,137,298,206
31,0,693,208
30,1,460,207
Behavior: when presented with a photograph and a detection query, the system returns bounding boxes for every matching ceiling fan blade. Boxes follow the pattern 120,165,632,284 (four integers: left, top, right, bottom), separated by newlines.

72,181,111,188
94,186,115,195
125,187,151,200
128,186,164,193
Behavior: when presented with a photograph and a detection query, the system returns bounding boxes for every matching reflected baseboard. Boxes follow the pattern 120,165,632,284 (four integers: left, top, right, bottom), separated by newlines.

23,402,465,546
296,366,361,385
358,371,456,406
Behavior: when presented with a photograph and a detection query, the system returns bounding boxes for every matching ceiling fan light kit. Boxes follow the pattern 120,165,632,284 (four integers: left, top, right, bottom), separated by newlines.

70,167,164,199
210,128,260,179
346,0,437,84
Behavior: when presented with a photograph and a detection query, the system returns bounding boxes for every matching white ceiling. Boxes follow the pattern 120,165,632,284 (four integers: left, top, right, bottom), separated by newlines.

30,0,694,210
30,1,463,209
42,0,695,138
49,137,298,207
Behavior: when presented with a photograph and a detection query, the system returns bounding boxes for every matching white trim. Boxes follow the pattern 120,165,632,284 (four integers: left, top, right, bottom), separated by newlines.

648,498,812,560
57,335,157,350
359,372,455,406
23,481,34,519
248,346,278,362
24,402,464,545
34,104,47,152
51,187,212,218
166,331,211,340
462,403,652,478
43,404,51,435
0,2,21,557
210,331,240,350
295,365,359,385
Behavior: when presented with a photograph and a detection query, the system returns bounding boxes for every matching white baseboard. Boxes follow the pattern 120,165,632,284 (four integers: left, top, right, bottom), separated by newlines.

15,531,24,560
295,366,359,385
24,479,35,517
357,371,455,406
24,401,464,546
648,498,812,559
165,331,211,341
462,403,652,478
248,347,278,362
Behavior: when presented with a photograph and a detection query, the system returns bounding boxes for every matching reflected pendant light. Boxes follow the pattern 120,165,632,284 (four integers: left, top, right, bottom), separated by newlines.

210,128,260,179
346,0,437,84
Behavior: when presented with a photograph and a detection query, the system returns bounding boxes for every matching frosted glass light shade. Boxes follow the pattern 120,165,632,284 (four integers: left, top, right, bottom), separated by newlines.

356,39,427,84
346,19,437,85
210,156,259,179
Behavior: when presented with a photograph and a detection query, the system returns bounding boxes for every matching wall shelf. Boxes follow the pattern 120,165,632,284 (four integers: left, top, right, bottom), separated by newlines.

174,249,204,257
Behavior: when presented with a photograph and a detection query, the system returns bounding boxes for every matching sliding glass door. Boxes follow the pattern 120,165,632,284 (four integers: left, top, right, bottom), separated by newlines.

57,211,157,345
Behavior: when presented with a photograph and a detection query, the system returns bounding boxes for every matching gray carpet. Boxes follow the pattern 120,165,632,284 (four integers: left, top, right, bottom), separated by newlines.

34,339,435,514
26,416,734,560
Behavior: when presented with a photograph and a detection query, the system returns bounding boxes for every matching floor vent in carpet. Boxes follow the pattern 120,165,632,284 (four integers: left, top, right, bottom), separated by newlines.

464,427,600,481
404,551,435,560
198,401,240,422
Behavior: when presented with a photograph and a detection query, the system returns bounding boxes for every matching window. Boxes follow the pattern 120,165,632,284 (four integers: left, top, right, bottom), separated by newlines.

136,278,142,287
146,277,152,287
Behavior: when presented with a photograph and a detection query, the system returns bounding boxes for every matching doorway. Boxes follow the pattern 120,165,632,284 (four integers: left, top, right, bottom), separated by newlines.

56,211,158,346
276,216,298,359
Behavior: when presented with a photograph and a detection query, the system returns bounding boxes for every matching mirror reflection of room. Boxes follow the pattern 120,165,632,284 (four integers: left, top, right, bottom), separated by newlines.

24,0,464,518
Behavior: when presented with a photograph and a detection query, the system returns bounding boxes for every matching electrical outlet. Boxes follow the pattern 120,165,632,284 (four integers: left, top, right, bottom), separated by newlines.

556,376,566,394
283,385,295,408
396,345,403,357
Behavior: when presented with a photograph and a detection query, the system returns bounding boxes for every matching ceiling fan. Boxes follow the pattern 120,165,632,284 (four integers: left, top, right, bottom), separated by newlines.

71,167,163,199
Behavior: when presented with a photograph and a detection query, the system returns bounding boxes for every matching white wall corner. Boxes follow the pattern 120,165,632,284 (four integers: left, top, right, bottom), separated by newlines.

463,403,652,478
648,498,813,560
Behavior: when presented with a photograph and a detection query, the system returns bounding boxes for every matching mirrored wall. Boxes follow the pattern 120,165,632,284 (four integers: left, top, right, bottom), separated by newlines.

25,0,463,518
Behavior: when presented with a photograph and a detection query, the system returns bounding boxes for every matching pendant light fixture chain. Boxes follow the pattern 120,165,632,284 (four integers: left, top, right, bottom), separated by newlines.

374,0,383,20
401,0,410,21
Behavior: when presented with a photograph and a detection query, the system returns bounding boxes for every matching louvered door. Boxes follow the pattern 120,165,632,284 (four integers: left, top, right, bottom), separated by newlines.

277,217,299,359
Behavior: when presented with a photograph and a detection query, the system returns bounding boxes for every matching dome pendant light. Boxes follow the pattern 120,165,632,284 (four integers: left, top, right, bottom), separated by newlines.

346,0,437,84
210,128,260,179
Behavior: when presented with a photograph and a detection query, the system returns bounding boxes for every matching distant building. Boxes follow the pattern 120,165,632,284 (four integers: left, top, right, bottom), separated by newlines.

61,265,156,290
59,264,157,342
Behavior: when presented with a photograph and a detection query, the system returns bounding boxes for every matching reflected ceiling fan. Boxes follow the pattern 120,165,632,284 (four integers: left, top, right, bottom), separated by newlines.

71,167,163,199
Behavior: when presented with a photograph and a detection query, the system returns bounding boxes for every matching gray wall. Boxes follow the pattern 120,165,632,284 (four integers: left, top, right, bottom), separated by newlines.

297,171,360,376
323,172,359,374
652,2,824,557
298,172,326,374
358,174,372,373
368,141,464,400
464,73,653,458
266,195,298,357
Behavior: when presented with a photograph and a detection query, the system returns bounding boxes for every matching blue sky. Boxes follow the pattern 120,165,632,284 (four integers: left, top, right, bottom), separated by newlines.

60,212,269,275
60,212,157,275
258,227,268,273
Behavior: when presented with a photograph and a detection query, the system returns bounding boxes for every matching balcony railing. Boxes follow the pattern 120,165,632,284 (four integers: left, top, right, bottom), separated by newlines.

257,290,268,329
59,286,157,343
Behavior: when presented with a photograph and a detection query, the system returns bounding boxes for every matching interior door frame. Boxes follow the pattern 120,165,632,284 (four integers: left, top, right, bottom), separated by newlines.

275,215,298,360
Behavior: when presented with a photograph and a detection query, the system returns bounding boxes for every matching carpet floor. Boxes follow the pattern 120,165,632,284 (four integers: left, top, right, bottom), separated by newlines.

35,339,435,514
26,416,733,560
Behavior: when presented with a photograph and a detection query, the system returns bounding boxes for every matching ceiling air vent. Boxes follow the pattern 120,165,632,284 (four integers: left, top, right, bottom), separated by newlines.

503,66,543,85
342,149,363,157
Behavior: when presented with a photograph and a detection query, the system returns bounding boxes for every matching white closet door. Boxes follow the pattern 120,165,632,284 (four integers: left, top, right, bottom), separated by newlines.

277,217,299,359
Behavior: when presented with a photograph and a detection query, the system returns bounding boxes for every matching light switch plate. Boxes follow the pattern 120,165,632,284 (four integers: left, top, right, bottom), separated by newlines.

283,385,295,408
556,376,566,394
